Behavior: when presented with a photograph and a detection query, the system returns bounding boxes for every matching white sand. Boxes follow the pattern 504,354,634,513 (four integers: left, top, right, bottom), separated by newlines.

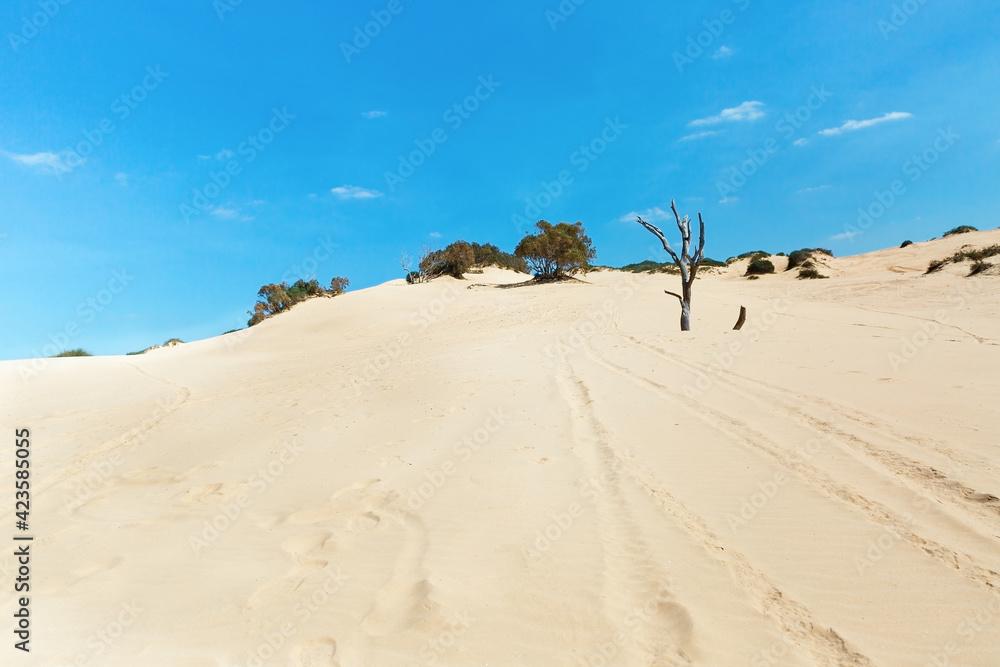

3,230,1000,666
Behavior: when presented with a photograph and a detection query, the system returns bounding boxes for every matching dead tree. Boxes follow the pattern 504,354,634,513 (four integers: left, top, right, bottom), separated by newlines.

637,200,706,331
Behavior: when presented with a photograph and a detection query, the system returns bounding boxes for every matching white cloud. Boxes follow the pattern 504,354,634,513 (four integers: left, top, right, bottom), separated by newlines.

114,172,128,186
793,138,808,147
619,207,670,224
712,46,734,60
1,149,80,175
248,199,266,205
211,207,239,219
215,148,235,160
690,101,765,127
680,130,722,142
363,110,388,119
818,111,912,136
197,155,211,161
331,185,384,200
429,231,442,238
718,196,739,205
830,230,862,241
796,185,830,194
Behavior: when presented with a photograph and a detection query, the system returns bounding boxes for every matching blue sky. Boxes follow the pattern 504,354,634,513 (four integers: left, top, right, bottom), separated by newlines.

1,0,997,360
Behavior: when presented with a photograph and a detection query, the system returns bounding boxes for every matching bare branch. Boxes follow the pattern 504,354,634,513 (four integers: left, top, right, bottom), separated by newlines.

637,217,681,266
663,290,684,303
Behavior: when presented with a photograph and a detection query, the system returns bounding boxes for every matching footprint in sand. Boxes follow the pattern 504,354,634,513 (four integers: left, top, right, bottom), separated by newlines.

291,637,339,666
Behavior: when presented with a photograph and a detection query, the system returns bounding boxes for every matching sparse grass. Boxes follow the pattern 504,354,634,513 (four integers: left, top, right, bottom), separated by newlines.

745,257,775,276
797,268,829,280
969,261,993,276
746,275,760,280
926,244,1000,275
943,225,978,237
51,348,91,357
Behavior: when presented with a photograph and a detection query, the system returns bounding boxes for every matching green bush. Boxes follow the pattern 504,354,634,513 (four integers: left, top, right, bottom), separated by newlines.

420,241,476,279
943,225,978,237
900,240,913,248
52,348,91,357
515,221,596,279
469,242,529,273
786,248,833,271
329,277,350,295
745,257,775,276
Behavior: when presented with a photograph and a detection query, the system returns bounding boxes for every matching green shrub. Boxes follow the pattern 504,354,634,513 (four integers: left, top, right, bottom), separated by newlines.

943,225,978,237
420,241,476,279
52,348,91,357
900,240,913,248
737,250,769,259
515,221,596,279
786,248,833,271
329,277,350,295
469,242,529,273
745,257,775,276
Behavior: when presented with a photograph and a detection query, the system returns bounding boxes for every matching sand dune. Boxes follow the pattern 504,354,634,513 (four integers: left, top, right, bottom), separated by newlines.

3,231,1000,666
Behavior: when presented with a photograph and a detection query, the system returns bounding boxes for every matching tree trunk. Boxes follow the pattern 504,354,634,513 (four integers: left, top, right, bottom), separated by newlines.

680,281,693,331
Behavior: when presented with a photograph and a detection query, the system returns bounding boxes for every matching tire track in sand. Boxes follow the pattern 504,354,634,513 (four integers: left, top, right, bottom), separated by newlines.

556,349,872,666
577,336,1000,598
553,348,694,666
615,330,1000,538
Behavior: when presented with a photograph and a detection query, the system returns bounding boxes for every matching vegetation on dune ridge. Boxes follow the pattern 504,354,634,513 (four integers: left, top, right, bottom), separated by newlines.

619,257,724,273
51,348,92,357
127,338,186,356
926,244,1000,276
248,276,349,327
786,248,833,271
404,241,529,283
943,225,978,237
